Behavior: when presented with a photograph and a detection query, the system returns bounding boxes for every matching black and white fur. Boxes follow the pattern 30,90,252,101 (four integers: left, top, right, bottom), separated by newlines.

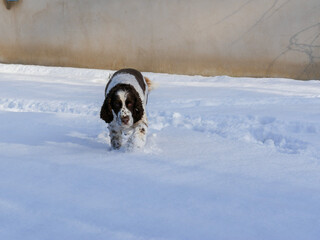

100,69,151,150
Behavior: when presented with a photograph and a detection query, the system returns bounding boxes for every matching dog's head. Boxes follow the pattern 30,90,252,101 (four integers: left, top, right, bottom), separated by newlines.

100,84,144,127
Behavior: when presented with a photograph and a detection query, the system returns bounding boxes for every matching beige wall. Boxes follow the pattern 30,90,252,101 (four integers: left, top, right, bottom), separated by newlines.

0,0,319,80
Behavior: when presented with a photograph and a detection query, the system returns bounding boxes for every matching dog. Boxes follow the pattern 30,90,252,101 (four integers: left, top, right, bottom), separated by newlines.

100,68,152,150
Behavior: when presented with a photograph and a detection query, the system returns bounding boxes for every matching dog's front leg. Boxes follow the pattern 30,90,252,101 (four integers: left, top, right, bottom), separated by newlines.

126,121,148,150
108,123,122,150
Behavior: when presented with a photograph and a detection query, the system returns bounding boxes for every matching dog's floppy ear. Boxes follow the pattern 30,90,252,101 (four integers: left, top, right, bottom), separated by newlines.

132,94,144,123
100,95,113,123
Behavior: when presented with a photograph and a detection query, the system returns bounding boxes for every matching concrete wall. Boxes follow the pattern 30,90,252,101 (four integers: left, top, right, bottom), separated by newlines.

0,0,319,80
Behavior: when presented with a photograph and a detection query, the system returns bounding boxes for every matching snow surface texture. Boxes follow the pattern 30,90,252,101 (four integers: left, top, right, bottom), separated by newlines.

0,64,320,240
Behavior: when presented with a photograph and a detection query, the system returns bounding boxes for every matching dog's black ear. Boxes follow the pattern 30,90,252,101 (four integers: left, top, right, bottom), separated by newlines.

100,96,113,123
132,95,144,123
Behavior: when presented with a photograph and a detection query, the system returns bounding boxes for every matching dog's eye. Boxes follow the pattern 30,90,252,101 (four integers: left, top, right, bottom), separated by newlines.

126,101,133,108
113,101,121,108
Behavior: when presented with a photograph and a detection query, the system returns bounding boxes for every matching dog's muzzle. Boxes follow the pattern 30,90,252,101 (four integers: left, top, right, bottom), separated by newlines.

121,116,130,125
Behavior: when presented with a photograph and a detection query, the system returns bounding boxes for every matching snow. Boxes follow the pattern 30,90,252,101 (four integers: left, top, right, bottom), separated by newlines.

0,63,320,240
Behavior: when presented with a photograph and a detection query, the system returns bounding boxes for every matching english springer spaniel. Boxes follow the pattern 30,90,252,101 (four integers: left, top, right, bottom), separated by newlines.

100,68,152,150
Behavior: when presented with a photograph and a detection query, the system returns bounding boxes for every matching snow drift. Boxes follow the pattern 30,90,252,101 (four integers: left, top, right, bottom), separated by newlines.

0,64,320,240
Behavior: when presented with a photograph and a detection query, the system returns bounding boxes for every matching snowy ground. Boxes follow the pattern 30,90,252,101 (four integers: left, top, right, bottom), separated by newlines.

0,63,320,240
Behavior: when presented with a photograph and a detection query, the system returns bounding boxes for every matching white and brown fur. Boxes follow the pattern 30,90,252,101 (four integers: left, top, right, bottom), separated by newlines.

100,68,152,150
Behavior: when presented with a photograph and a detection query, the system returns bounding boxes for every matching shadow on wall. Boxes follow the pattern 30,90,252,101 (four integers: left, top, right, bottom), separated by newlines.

3,0,21,10
267,23,320,80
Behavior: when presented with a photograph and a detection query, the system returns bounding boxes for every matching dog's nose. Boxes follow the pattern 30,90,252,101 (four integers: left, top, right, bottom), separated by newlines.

121,116,130,124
